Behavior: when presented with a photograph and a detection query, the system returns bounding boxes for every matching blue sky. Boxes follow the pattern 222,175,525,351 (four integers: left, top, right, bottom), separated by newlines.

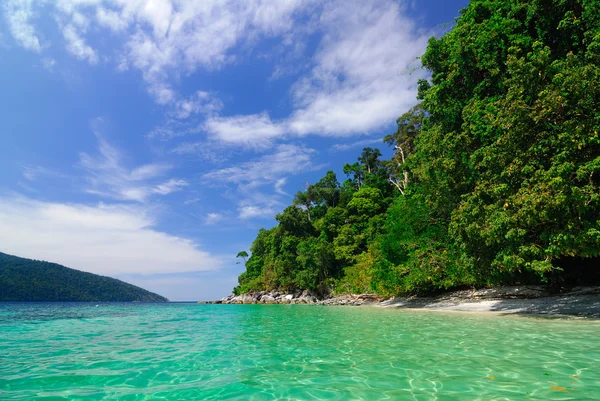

0,0,468,301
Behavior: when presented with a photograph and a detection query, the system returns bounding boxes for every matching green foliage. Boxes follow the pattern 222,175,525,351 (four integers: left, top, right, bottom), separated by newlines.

234,0,600,297
418,0,600,280
335,247,378,295
0,252,168,302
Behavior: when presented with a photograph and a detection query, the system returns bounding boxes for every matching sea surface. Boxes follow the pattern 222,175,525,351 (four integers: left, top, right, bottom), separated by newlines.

0,303,598,400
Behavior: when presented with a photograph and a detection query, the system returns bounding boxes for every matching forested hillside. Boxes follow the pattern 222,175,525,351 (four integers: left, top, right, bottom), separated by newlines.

0,252,168,302
234,0,600,297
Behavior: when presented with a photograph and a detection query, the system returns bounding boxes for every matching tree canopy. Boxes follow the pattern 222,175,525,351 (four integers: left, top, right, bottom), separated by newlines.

234,0,600,297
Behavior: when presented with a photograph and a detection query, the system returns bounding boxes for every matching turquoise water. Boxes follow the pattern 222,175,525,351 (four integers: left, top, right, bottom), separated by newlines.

0,304,599,400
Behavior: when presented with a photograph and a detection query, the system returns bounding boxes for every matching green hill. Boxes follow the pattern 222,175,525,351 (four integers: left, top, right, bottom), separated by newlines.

0,252,168,302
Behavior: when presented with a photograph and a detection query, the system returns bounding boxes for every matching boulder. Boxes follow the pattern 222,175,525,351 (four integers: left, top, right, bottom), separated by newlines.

243,294,257,304
261,295,276,304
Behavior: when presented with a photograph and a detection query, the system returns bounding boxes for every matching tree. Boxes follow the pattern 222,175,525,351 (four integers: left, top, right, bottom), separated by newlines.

343,162,364,189
417,0,600,280
231,0,600,297
358,147,383,174
236,251,249,264
312,171,341,208
384,104,426,194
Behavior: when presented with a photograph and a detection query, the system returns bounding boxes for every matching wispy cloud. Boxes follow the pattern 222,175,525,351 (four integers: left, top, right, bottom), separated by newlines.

152,179,188,195
169,141,230,164
274,178,288,195
0,196,222,275
3,0,313,105
22,165,68,182
203,144,317,187
236,190,284,220
172,91,223,119
3,0,42,52
204,112,285,147
238,205,275,220
332,138,383,152
41,57,56,72
203,144,320,219
79,118,185,202
61,23,98,64
204,0,429,144
205,212,223,225
129,164,172,181
4,0,429,146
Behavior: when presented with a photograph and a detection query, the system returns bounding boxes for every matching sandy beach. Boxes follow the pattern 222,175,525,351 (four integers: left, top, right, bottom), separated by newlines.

379,287,600,318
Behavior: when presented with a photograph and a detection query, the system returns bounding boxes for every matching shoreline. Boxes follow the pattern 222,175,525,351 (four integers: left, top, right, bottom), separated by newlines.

379,293,600,318
212,286,600,318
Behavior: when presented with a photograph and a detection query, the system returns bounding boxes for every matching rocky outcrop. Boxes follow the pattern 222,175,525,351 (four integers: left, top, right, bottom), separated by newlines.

218,290,385,305
220,290,319,305
212,286,600,314
316,293,384,306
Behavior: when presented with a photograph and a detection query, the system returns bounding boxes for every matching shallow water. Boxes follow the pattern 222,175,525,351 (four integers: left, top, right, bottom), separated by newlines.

0,303,598,400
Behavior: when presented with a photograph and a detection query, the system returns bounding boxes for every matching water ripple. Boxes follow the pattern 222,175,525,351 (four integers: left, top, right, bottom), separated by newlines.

0,303,599,400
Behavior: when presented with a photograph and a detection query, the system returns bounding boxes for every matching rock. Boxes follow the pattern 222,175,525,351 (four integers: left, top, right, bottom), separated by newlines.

276,294,293,304
261,295,276,304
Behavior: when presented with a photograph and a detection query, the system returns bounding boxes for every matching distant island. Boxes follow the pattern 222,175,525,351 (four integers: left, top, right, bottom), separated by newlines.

0,252,167,302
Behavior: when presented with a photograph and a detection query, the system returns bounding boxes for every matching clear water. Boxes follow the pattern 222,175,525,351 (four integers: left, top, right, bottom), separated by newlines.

0,303,598,400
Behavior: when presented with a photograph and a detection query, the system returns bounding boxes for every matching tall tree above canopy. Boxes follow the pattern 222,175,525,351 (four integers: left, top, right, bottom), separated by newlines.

358,147,383,174
384,104,426,194
344,148,386,191
417,0,600,278
312,171,341,208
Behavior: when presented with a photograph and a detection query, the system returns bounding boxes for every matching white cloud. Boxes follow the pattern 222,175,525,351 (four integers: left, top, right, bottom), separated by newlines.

169,141,230,164
0,196,222,275
202,0,429,143
3,0,42,52
146,91,223,146
3,0,313,104
62,24,98,64
147,123,183,141
238,205,275,220
234,187,286,220
202,144,316,187
42,57,57,72
3,0,429,143
22,165,66,181
96,6,128,32
152,178,188,195
129,163,172,181
292,1,426,119
205,212,223,225
79,118,184,202
172,91,223,119
203,145,320,219
204,112,285,147
274,178,288,195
